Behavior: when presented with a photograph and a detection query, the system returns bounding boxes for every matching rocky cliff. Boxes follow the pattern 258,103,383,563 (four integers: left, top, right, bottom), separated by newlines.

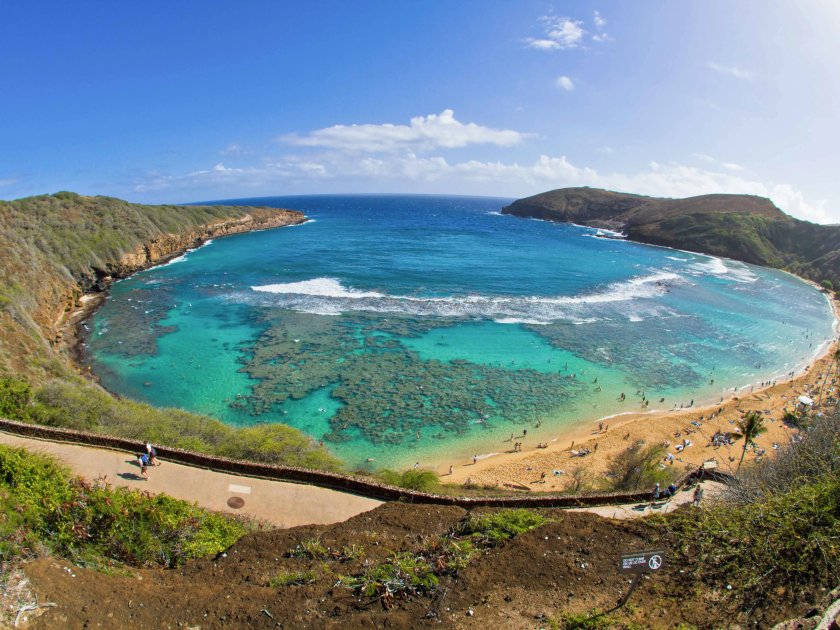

503,187,840,287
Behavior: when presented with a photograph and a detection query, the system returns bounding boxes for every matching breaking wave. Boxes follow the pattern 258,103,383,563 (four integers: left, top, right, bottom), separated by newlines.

685,256,758,283
248,272,682,323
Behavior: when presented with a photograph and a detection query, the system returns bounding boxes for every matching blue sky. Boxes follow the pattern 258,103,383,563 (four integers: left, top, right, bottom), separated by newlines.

2,1,839,222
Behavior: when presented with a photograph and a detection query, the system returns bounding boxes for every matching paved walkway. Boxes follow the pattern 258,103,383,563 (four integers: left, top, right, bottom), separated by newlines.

0,431,381,528
568,480,723,519
0,431,723,526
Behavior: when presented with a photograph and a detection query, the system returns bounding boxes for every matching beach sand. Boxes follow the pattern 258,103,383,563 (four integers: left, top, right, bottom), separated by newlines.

443,295,839,491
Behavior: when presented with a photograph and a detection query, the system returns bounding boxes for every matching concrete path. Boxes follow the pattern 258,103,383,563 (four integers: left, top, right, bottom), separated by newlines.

0,430,723,527
0,431,382,528
568,480,723,519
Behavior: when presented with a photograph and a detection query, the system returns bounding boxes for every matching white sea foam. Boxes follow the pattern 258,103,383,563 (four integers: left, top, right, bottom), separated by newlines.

160,238,215,267
493,317,550,326
248,272,682,323
253,278,385,299
683,255,758,283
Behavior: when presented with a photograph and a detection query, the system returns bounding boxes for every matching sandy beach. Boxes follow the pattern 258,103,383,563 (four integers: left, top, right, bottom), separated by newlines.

444,294,839,491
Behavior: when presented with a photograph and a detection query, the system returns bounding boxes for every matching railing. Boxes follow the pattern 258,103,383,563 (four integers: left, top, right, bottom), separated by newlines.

0,418,729,508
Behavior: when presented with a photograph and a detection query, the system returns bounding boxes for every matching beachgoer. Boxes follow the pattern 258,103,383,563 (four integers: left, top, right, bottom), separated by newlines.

414,462,419,470
652,483,661,502
693,486,704,507
473,455,477,464
448,465,453,475
137,453,150,479
667,483,677,495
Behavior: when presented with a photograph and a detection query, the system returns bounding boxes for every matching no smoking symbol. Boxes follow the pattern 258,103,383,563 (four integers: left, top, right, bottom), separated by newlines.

648,555,662,570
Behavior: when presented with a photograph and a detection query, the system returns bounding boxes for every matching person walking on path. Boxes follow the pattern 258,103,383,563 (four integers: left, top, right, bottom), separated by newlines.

650,482,661,507
145,442,160,466
693,485,704,507
137,452,151,479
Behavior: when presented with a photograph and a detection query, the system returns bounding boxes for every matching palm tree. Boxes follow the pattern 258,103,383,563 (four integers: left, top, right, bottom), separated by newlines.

733,410,768,472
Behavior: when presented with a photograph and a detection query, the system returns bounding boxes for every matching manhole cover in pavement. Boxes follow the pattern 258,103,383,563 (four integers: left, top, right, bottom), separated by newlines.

227,496,245,509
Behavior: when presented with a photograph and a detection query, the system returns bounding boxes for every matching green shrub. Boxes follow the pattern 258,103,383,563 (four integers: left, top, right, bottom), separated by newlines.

459,509,548,547
377,468,440,491
0,445,247,568
26,377,341,471
0,376,32,420
655,474,840,608
340,551,439,599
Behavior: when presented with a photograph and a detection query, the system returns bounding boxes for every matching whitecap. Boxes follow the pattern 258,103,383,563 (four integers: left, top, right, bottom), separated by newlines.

253,278,385,299
493,317,550,326
686,256,758,283
248,272,683,324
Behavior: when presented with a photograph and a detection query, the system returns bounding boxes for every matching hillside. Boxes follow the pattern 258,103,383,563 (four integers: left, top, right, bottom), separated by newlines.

503,187,840,287
0,191,305,380
0,192,340,470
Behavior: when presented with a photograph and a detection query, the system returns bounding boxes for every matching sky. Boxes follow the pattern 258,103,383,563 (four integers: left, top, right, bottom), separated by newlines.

2,1,840,223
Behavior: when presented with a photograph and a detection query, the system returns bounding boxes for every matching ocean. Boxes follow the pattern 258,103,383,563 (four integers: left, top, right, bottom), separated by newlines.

86,194,836,470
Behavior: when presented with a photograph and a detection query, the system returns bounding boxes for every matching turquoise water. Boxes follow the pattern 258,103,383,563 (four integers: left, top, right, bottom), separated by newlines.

86,195,836,470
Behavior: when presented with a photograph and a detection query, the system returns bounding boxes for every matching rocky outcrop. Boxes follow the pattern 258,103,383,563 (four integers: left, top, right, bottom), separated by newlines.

99,210,305,284
503,187,840,287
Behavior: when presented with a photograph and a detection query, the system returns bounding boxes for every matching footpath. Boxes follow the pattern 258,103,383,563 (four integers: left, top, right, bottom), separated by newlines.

0,431,380,527
0,431,721,527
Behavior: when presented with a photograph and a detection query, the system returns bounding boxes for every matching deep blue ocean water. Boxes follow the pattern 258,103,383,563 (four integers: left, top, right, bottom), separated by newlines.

86,195,836,469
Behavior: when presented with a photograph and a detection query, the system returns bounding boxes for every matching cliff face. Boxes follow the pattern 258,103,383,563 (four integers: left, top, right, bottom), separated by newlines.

0,192,305,380
503,187,840,287
92,210,305,286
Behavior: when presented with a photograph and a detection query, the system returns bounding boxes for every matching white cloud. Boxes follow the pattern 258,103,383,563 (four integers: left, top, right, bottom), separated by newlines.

0,177,18,187
555,75,575,91
593,11,606,28
137,152,831,223
706,62,755,81
722,162,744,171
591,33,613,43
280,109,529,153
525,16,585,50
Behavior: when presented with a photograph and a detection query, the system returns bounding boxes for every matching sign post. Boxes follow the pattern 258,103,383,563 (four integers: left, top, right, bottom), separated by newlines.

617,549,665,607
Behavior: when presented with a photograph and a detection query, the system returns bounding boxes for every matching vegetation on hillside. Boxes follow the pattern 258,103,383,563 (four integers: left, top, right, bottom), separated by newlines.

0,375,341,470
653,408,840,611
503,187,840,287
0,444,248,569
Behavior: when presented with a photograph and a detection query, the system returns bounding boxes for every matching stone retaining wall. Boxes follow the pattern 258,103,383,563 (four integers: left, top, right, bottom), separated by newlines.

0,418,729,508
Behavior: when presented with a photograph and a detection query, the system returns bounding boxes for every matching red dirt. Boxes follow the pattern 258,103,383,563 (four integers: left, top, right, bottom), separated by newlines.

20,503,810,629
